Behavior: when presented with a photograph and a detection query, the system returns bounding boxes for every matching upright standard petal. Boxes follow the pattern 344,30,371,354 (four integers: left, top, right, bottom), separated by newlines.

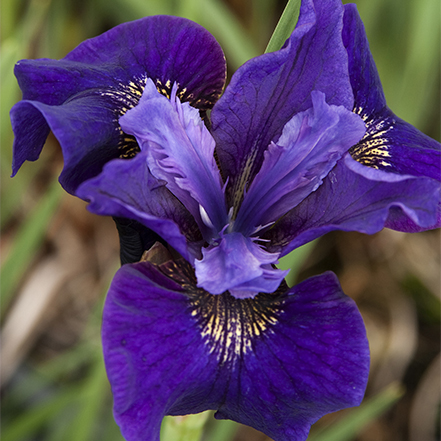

211,0,354,210
103,258,369,441
233,92,365,234
342,4,441,181
11,16,226,194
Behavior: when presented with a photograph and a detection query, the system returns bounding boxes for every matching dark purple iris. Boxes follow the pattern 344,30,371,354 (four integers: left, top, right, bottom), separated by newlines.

10,0,440,440
10,15,226,195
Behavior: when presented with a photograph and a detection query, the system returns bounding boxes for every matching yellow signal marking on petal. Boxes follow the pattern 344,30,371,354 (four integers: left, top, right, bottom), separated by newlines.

155,80,193,104
127,81,144,97
155,79,174,99
192,291,283,364
354,105,368,120
350,107,395,169
177,87,188,100
157,259,286,365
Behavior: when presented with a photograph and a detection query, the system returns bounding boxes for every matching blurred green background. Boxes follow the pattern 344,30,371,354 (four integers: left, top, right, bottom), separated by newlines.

1,0,439,440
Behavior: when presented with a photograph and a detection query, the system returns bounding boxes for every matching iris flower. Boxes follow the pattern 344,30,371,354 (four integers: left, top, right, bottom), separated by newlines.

10,0,440,440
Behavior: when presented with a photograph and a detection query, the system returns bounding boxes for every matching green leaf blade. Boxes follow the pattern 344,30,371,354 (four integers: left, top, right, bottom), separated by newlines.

265,0,301,53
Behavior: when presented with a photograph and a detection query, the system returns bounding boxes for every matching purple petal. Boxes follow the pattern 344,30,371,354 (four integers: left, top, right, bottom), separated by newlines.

341,4,386,115
13,58,132,107
12,16,226,192
103,260,368,441
384,201,441,233
194,232,288,298
15,16,226,109
63,16,226,111
211,0,354,208
119,80,227,237
11,93,129,193
77,151,201,262
266,156,441,254
343,4,441,180
233,91,365,234
349,109,441,181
